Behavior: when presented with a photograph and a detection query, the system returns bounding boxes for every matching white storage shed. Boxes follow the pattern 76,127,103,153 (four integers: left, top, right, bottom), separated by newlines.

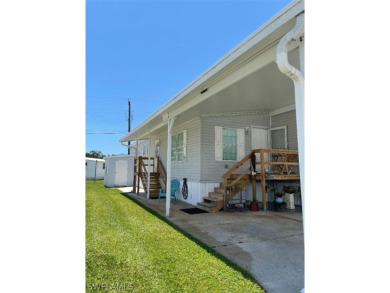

85,158,105,180
104,155,134,187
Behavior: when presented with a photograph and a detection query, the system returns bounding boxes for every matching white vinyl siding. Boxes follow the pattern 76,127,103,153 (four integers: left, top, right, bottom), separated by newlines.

171,130,187,162
204,114,270,181
151,118,200,181
215,126,245,161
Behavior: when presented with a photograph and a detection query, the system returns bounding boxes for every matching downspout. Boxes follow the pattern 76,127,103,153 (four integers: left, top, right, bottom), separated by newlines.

276,13,305,226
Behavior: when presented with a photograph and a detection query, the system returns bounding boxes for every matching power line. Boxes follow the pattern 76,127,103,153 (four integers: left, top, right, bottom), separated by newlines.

86,132,126,135
86,95,167,103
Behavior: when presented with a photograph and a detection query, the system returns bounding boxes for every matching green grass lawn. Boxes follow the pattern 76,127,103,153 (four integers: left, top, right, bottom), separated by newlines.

86,180,265,293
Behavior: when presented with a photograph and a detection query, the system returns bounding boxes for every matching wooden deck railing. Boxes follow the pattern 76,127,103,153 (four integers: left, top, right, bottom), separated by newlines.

222,149,299,211
133,156,155,194
252,148,299,175
156,156,167,189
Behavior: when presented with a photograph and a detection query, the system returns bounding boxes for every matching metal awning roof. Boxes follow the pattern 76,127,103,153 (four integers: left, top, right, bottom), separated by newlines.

120,0,304,143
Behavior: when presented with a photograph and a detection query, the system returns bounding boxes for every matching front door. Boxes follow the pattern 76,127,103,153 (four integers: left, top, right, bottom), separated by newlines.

251,126,269,173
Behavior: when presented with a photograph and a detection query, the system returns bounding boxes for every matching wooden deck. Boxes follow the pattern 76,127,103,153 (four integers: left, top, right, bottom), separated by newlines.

222,149,301,211
229,173,300,181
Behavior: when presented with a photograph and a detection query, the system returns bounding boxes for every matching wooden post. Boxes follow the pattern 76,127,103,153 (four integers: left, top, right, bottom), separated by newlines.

260,150,266,211
133,157,137,193
137,156,141,194
251,153,257,202
252,179,257,202
224,187,227,212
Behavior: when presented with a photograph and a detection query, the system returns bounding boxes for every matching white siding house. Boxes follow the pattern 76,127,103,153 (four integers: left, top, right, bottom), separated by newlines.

119,1,305,217
86,158,105,180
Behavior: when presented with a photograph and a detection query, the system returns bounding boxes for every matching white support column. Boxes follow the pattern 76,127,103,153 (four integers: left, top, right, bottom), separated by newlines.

276,13,305,228
166,116,176,217
297,41,305,226
147,132,151,199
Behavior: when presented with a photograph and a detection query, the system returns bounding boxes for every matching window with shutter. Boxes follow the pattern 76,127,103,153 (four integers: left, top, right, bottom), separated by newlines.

215,126,245,161
222,128,237,160
171,130,187,162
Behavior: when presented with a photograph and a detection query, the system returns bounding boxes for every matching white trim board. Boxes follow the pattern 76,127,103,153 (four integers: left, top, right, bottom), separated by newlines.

269,126,288,149
269,104,295,116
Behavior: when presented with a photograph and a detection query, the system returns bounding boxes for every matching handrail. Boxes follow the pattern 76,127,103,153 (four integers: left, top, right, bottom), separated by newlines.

226,167,251,190
138,157,148,191
252,148,298,154
156,156,167,188
222,151,254,179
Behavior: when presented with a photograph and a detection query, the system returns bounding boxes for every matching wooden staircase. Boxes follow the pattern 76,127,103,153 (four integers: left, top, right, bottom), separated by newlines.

197,175,251,212
134,156,166,198
197,184,225,212
139,172,161,199
198,149,299,213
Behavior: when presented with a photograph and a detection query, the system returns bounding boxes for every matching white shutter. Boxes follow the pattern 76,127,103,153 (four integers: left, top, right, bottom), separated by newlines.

183,130,187,161
215,126,222,161
237,128,245,160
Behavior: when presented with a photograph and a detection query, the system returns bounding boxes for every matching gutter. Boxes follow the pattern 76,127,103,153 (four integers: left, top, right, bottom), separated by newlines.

276,13,304,81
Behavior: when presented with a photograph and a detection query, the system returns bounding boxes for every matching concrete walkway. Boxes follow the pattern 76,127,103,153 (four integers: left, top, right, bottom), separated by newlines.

118,187,304,293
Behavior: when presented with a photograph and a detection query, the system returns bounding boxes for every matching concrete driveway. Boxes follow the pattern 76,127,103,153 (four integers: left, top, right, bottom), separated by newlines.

118,188,304,293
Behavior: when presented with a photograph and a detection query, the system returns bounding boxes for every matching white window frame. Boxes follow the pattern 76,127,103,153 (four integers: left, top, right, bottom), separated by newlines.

268,126,288,149
171,130,187,162
215,126,245,162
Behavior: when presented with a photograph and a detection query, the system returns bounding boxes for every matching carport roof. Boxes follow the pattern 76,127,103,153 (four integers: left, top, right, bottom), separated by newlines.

120,0,304,143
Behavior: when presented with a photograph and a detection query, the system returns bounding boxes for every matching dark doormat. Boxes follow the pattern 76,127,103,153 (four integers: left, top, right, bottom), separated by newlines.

180,208,209,214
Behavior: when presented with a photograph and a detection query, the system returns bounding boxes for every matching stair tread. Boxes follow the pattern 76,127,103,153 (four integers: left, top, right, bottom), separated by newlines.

209,191,223,196
198,201,217,207
203,197,223,202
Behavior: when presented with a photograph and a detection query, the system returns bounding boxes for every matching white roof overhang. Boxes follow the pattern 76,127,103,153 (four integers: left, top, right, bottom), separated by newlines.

120,0,304,142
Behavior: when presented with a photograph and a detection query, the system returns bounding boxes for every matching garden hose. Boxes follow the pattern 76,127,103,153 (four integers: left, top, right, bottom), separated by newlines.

182,178,188,200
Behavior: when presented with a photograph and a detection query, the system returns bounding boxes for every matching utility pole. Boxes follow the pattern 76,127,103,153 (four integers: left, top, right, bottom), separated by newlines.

128,99,131,155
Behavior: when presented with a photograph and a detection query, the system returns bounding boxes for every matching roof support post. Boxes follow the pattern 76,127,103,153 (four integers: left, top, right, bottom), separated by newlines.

147,132,151,200
276,13,305,226
136,139,140,194
166,116,176,217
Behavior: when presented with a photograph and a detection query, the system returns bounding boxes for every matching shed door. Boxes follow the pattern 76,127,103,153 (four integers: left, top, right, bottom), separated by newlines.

251,127,269,173
114,160,128,186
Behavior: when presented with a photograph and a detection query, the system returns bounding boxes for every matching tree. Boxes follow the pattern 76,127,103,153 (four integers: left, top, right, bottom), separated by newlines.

86,150,104,159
